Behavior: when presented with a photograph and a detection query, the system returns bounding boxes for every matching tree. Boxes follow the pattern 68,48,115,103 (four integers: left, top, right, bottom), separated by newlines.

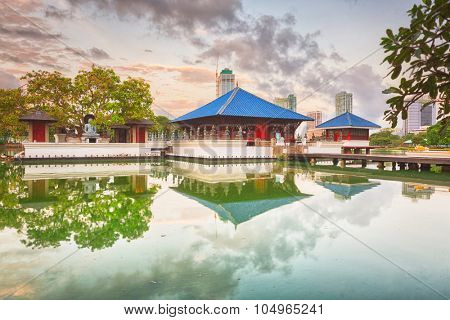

402,132,427,145
1,66,155,139
22,70,74,132
0,88,27,142
426,120,450,146
369,129,402,147
73,66,121,133
381,0,449,128
111,77,154,126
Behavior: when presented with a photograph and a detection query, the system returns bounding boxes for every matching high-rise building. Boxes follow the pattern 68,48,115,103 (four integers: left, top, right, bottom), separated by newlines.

420,104,436,126
335,91,353,115
403,102,436,135
274,94,297,112
216,68,236,97
306,111,323,130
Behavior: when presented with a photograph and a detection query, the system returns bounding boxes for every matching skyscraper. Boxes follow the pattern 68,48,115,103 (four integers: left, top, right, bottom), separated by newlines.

420,104,436,126
335,91,353,115
274,94,297,112
216,68,236,97
306,111,323,130
403,102,436,135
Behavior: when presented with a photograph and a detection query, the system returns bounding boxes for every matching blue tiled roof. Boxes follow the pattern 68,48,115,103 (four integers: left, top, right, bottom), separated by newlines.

172,87,313,122
316,112,381,129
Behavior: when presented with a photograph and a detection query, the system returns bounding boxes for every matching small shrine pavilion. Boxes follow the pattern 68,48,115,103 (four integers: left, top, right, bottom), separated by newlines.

19,110,57,143
171,87,313,144
111,119,153,143
316,112,380,153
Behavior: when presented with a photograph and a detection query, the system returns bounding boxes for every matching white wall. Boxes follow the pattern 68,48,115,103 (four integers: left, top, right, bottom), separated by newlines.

22,142,167,159
307,140,369,154
342,140,370,147
169,160,274,182
169,140,273,159
307,142,343,154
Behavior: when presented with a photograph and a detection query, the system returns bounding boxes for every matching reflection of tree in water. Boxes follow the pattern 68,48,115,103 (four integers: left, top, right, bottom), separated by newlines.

0,163,159,251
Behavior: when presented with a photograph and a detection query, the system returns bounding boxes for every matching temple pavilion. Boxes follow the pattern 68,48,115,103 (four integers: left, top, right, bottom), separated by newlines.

171,87,313,144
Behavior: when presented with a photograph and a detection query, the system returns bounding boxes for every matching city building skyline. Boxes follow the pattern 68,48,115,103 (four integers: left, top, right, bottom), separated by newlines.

335,91,353,116
274,94,297,112
307,111,323,130
216,68,236,97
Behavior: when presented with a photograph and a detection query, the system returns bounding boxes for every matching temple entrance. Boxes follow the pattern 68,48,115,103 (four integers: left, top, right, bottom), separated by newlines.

32,122,46,142
137,127,146,143
255,124,268,140
117,129,127,143
333,131,340,142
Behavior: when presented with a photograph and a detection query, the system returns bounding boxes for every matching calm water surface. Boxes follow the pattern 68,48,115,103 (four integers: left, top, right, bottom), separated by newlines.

0,160,449,299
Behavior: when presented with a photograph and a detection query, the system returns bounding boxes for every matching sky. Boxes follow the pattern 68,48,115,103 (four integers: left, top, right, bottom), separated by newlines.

0,0,420,126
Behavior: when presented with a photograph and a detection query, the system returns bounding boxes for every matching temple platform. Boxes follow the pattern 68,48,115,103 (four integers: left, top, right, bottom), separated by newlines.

20,142,167,159
168,140,274,159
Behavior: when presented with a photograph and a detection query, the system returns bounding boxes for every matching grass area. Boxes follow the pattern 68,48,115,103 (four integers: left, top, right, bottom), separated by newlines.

284,161,450,186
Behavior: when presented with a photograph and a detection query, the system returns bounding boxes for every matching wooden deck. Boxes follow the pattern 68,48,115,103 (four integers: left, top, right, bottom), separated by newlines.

288,153,450,166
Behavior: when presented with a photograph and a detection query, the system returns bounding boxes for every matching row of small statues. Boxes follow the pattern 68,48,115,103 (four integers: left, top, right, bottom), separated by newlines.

149,126,244,141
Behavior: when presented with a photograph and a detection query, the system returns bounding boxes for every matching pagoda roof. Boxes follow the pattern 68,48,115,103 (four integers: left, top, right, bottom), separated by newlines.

171,175,310,226
316,112,380,129
172,87,313,123
19,110,57,122
315,175,380,198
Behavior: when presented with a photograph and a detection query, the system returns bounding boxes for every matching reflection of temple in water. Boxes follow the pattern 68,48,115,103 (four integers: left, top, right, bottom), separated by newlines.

314,174,380,200
19,174,152,209
172,173,310,227
402,182,435,201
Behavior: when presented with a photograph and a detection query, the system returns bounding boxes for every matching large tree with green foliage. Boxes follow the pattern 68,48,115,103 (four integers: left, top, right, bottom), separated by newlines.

0,88,27,142
22,70,74,131
381,0,449,128
0,66,155,139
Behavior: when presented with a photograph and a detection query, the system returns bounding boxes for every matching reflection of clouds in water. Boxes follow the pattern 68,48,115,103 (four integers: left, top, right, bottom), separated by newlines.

194,203,338,275
26,251,244,300
298,173,399,227
0,230,69,298
9,201,340,299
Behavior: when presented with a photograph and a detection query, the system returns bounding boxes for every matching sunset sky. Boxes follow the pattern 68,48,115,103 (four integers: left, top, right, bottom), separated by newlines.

0,0,418,126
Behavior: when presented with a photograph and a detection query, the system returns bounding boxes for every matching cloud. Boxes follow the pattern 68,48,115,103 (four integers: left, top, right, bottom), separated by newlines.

200,15,325,77
44,5,72,20
88,47,111,60
115,64,215,84
0,1,79,71
0,25,62,41
69,0,248,37
0,70,20,89
330,64,386,122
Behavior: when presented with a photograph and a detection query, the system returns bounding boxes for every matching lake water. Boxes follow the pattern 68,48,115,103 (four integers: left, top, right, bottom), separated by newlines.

0,160,449,300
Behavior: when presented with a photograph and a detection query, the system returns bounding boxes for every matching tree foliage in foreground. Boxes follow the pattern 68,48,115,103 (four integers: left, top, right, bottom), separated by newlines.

381,0,449,128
